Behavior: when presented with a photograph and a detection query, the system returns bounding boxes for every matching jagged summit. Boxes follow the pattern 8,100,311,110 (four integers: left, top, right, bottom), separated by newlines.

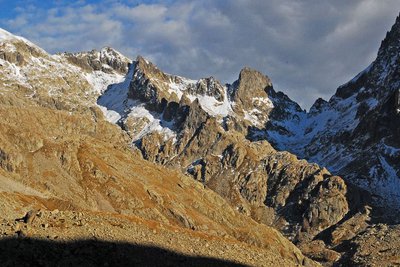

60,47,131,75
309,97,328,115
238,66,272,84
378,13,400,57
128,55,231,116
229,67,272,106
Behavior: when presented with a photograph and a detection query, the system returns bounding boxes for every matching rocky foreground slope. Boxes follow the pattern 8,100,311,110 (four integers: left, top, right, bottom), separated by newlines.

0,209,308,267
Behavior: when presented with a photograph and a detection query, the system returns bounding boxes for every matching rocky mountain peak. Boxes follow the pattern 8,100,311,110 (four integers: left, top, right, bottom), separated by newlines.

363,12,400,93
134,55,170,83
61,47,131,75
333,13,400,101
224,67,275,126
0,28,48,66
378,13,400,58
128,55,182,111
230,67,272,105
309,97,328,115
98,46,131,73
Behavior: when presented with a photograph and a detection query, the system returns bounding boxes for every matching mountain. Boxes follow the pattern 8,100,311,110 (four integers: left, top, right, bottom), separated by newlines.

96,55,354,247
1,13,400,266
258,14,400,210
0,28,316,266
91,15,400,265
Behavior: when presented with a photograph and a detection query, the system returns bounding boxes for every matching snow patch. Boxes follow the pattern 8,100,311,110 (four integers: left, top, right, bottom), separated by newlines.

0,28,47,55
85,71,124,94
127,102,176,141
244,108,264,126
96,65,135,122
165,76,232,117
253,96,274,108
379,155,398,179
0,28,16,41
365,97,379,109
192,93,232,117
96,65,176,141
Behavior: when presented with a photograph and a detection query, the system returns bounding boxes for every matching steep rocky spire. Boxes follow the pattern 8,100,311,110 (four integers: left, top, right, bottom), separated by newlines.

378,12,400,57
229,67,272,106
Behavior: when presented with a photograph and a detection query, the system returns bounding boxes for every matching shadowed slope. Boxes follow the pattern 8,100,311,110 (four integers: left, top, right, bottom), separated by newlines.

0,238,246,267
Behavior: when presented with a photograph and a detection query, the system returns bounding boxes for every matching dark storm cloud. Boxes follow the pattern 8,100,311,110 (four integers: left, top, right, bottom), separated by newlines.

2,0,399,108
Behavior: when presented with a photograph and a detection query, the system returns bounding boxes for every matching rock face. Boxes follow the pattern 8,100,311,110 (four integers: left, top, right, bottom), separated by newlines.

328,221,400,266
229,67,274,124
61,47,131,74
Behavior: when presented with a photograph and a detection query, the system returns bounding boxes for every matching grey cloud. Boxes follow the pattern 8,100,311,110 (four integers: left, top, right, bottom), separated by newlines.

2,0,399,109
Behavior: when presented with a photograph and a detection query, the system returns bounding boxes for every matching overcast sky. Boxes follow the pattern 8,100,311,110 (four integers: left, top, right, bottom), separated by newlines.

1,0,399,109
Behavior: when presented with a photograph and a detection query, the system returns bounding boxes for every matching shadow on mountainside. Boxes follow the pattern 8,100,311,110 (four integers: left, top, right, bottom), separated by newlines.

0,237,246,267
96,64,135,121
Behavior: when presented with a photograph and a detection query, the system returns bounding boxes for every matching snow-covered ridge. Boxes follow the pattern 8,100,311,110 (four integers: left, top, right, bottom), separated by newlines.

133,58,234,118
0,28,134,113
166,76,233,117
100,47,131,64
93,62,176,141
187,88,232,117
166,76,196,100
0,28,21,41
0,28,48,55
66,47,131,65
95,65,134,123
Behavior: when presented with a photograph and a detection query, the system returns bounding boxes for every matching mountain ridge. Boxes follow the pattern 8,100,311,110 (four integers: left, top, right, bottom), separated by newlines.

1,14,400,265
